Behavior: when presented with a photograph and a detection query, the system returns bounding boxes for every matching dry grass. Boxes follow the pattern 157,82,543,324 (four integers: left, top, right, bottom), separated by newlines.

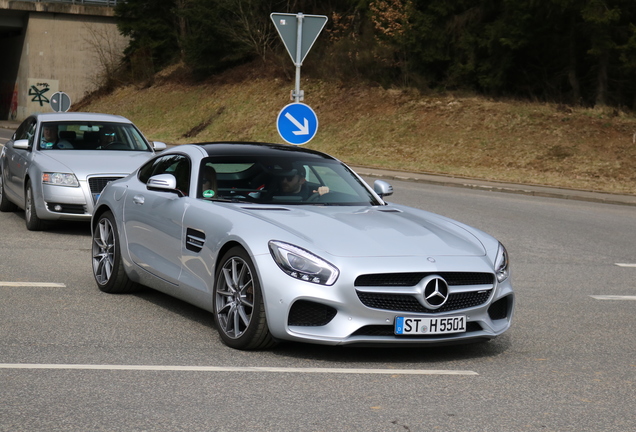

78,63,636,195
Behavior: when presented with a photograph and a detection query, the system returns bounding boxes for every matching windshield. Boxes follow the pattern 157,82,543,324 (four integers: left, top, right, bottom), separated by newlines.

197,155,382,206
38,121,151,151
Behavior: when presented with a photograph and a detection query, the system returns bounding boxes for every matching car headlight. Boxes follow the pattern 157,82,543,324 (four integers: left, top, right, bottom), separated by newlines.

42,172,79,187
494,243,510,283
269,240,339,286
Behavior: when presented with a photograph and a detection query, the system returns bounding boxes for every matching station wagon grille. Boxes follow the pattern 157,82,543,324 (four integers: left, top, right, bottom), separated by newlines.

88,176,123,194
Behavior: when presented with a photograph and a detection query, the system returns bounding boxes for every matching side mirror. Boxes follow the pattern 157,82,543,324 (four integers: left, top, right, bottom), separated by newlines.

147,173,183,197
152,141,167,151
13,139,30,150
373,179,393,198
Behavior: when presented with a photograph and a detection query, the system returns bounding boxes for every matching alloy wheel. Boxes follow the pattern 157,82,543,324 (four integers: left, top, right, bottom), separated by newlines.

92,216,115,285
25,186,33,222
215,256,255,339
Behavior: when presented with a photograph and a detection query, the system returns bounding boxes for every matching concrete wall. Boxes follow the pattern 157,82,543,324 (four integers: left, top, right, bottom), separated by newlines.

0,1,127,120
16,13,127,119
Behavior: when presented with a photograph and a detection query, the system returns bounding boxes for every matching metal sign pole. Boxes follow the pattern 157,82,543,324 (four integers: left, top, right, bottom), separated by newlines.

271,12,327,144
294,13,304,103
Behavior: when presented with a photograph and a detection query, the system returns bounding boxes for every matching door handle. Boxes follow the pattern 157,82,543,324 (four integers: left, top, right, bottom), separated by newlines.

132,195,145,205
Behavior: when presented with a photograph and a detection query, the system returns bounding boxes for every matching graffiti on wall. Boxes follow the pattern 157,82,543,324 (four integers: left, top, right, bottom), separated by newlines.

27,79,59,113
29,83,51,106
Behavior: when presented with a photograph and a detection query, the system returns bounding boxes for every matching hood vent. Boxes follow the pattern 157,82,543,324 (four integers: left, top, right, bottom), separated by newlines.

241,206,291,211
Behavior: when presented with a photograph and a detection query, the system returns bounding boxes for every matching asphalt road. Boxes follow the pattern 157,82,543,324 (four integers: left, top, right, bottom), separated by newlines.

0,128,12,141
0,151,635,432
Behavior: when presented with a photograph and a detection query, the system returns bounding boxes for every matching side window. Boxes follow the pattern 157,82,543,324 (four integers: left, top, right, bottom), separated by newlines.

14,118,36,143
138,158,159,183
26,121,37,147
138,154,191,195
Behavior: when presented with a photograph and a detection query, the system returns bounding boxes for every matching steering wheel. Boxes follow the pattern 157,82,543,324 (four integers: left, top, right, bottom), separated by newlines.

306,189,327,202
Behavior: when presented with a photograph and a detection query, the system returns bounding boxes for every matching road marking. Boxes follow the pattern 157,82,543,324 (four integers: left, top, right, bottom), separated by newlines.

590,295,636,301
615,263,636,267
0,363,478,375
0,282,66,287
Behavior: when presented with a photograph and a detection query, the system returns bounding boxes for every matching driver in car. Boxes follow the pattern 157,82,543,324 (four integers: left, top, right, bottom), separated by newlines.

40,124,73,149
99,126,117,148
276,165,329,200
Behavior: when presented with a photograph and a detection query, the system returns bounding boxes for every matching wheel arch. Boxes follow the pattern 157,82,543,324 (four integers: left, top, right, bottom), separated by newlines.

92,204,112,230
23,173,31,194
214,240,246,275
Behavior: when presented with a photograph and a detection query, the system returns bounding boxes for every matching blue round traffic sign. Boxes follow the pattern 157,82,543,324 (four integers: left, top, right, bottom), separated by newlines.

276,103,318,145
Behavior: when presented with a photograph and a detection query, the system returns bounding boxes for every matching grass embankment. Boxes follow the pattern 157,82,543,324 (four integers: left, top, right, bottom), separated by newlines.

78,64,636,195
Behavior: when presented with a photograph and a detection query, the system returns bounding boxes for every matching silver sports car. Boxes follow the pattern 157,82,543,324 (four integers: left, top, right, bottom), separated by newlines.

91,142,514,350
0,112,166,230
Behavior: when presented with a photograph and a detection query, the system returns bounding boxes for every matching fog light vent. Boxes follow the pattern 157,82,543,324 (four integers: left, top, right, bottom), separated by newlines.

288,300,337,326
488,297,510,320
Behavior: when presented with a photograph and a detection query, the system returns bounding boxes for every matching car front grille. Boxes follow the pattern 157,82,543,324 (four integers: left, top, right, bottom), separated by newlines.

355,272,494,287
88,176,123,194
355,272,494,314
357,290,492,313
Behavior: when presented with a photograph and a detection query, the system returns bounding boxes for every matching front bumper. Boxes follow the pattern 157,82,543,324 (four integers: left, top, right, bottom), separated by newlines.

254,254,514,346
37,176,123,221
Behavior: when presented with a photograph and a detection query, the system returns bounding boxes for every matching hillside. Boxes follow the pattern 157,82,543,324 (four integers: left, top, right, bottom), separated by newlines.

76,63,636,195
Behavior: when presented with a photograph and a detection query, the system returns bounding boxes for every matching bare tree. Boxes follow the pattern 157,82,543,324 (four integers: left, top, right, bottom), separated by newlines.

218,0,278,61
83,20,129,91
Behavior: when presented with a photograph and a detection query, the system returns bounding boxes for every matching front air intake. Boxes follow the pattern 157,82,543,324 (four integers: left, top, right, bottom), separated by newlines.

288,300,337,326
488,296,510,320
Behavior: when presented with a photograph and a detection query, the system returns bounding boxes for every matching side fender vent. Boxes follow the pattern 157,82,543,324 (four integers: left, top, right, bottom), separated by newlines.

186,228,205,253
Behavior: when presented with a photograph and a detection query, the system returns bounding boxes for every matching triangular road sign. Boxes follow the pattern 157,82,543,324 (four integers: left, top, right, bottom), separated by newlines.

270,13,328,65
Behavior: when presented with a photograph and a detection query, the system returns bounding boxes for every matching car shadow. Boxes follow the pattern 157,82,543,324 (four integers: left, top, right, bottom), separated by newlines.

271,336,512,364
46,220,92,235
13,210,92,236
131,286,511,364
132,286,215,329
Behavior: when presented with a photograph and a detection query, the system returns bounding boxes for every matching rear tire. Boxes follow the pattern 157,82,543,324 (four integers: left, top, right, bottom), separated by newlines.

213,246,276,350
25,180,46,231
92,210,138,293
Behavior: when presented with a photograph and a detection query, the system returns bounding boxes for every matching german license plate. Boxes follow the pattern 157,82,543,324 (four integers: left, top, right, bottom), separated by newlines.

395,315,466,335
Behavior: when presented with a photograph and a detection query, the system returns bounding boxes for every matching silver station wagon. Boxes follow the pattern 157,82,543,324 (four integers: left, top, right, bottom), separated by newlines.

0,112,165,230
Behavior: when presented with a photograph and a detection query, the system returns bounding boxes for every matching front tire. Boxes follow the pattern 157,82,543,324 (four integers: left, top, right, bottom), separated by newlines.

25,180,46,231
213,247,276,350
92,210,138,293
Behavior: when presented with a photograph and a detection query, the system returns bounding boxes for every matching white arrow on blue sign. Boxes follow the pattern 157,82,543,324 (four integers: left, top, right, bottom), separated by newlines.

276,103,318,145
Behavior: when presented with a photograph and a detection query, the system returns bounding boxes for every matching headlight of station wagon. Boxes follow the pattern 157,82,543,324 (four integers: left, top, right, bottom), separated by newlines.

269,240,339,286
495,243,510,283
42,172,79,187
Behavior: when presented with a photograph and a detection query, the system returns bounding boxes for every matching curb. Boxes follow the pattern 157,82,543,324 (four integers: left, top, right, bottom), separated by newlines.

352,167,636,207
